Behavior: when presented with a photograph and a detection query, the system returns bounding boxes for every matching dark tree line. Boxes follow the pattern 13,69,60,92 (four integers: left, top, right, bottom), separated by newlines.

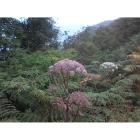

0,17,60,53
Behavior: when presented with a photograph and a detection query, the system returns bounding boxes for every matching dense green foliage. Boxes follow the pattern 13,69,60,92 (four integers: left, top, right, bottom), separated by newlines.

0,48,76,122
0,18,24,52
0,18,60,52
1,17,140,122
21,18,60,50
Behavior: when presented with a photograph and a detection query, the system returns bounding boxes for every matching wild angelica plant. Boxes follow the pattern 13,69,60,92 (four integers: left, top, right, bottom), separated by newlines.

100,62,118,71
48,58,92,122
100,62,118,89
100,62,118,78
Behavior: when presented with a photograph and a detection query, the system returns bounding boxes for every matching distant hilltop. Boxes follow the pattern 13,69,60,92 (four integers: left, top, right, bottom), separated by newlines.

83,19,115,34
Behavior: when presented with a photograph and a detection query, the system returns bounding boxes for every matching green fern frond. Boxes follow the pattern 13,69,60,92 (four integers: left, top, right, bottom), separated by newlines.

129,74,140,81
116,76,134,87
3,76,31,91
16,111,48,122
86,90,123,106
124,65,140,72
30,89,59,103
0,99,21,121
111,74,125,84
68,81,80,92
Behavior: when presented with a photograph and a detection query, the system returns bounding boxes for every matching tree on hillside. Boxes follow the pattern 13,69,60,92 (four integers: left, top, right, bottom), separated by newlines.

63,34,77,49
92,26,114,50
21,18,60,51
92,18,140,51
0,18,60,53
0,18,25,53
63,26,93,50
111,18,140,41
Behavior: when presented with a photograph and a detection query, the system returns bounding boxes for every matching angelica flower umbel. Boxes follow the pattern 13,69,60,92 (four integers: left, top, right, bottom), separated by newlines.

66,91,92,107
49,59,87,76
100,62,118,70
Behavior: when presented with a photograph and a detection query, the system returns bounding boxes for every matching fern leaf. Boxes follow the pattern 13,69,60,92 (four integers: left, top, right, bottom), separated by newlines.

127,53,140,59
124,65,140,72
30,89,59,103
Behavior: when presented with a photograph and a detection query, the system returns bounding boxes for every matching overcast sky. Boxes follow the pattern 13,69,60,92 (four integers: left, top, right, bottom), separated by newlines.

55,17,119,26
55,17,119,37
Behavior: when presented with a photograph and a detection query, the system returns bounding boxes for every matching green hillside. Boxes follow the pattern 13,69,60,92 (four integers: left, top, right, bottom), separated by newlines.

87,20,114,33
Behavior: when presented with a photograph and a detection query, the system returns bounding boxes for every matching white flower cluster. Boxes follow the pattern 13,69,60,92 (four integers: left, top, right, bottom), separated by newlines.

100,62,118,71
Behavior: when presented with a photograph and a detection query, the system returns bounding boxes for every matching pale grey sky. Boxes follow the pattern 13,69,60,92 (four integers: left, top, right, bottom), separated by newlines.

55,17,119,26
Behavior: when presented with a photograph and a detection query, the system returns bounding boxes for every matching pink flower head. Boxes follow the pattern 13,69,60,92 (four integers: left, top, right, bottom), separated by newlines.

82,70,88,76
48,59,87,76
69,71,75,76
76,67,81,73
66,91,92,107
